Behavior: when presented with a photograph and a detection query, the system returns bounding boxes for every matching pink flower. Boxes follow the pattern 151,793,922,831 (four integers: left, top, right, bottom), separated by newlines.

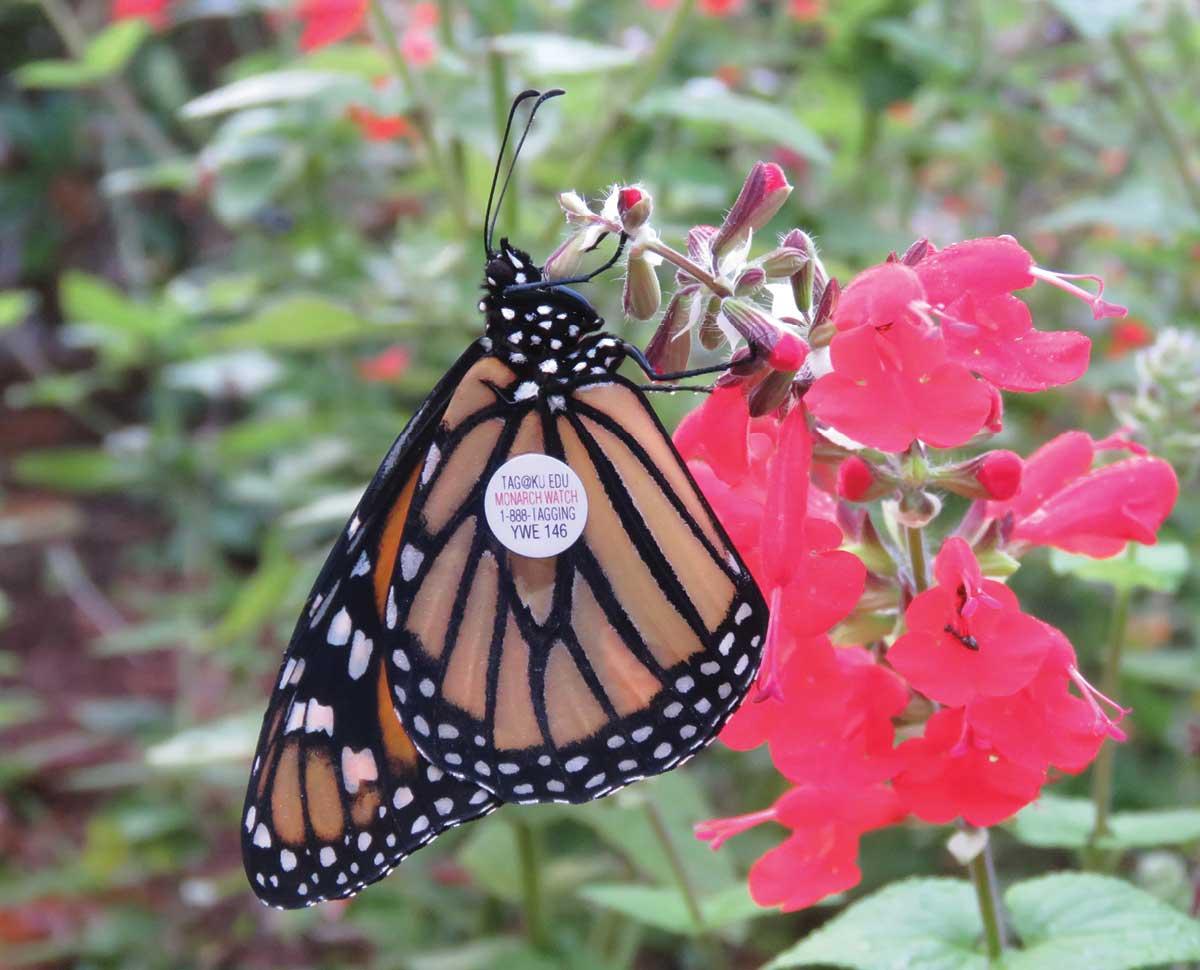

988,431,1178,558
112,0,169,28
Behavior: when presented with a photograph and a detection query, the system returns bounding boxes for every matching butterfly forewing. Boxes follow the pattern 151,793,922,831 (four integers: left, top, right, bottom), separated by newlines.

385,369,768,803
242,343,500,908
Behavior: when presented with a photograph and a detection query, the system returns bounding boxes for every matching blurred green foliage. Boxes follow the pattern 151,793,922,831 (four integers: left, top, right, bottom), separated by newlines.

0,1,1197,968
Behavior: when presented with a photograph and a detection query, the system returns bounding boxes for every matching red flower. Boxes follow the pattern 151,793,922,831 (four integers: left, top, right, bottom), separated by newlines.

697,783,903,911
112,0,169,28
887,538,1056,707
356,345,410,382
806,314,993,452
789,0,824,19
1107,319,1154,358
893,707,1045,826
347,106,413,141
966,626,1126,775
296,0,367,51
988,431,1178,558
401,27,437,66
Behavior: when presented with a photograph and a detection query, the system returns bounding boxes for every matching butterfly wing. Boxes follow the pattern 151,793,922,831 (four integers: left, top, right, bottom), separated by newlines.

384,370,768,803
242,341,500,908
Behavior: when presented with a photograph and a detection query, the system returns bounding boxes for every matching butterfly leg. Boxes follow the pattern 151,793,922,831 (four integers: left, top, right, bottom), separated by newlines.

622,342,754,383
503,234,630,294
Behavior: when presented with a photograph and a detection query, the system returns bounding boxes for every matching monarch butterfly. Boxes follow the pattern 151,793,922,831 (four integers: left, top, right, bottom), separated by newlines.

243,89,769,908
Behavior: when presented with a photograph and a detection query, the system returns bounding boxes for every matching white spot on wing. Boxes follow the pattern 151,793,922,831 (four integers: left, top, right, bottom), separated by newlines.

393,786,413,809
327,608,352,646
341,746,379,795
348,630,373,680
400,544,424,582
280,849,297,872
253,823,271,848
421,444,440,485
351,552,370,578
305,700,335,735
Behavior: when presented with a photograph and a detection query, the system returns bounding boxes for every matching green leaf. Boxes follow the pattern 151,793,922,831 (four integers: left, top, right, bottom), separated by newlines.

59,271,174,338
180,70,358,119
211,539,298,646
635,88,832,164
16,21,150,89
1049,543,1189,594
1010,795,1200,851
0,291,33,329
13,447,141,493
145,713,260,769
765,878,986,969
1003,872,1200,969
489,33,638,75
578,882,768,936
1121,649,1200,690
205,295,377,350
1046,0,1145,40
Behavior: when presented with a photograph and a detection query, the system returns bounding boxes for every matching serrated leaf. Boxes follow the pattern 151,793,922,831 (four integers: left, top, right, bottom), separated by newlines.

1049,542,1188,594
765,878,986,970
490,33,638,74
180,70,358,118
1004,872,1200,970
636,87,831,164
578,882,767,936
0,291,33,329
205,295,376,350
1010,795,1200,851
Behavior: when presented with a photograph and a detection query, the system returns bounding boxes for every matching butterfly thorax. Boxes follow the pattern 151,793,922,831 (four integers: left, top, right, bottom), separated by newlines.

479,240,621,387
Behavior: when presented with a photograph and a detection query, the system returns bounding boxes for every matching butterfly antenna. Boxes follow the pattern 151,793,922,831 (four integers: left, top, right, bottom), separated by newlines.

484,89,542,258
486,88,565,255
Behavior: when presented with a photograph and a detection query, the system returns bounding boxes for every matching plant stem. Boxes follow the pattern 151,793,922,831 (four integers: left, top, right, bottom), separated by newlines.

966,832,1005,963
644,238,733,298
541,0,696,239
642,799,705,931
1111,31,1200,214
1088,550,1134,851
512,818,550,950
368,0,470,235
37,0,179,162
905,525,929,594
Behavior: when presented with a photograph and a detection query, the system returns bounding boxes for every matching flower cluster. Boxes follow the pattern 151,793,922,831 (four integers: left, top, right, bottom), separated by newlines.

596,162,1185,912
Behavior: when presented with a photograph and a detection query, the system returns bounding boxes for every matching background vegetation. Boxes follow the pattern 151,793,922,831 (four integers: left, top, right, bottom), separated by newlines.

0,1,1197,967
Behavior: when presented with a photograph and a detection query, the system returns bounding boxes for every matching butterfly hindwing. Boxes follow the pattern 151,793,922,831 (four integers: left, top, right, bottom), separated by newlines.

242,342,500,908
384,367,768,803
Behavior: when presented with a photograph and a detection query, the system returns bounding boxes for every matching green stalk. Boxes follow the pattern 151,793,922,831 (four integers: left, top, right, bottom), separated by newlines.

642,799,705,931
541,0,696,239
512,818,550,950
368,0,470,235
37,0,179,161
905,524,929,594
1111,31,1200,214
966,834,1005,963
1087,548,1134,856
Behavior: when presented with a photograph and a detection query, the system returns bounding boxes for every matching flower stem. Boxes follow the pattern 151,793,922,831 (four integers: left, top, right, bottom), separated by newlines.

644,238,734,299
1087,548,1134,858
642,799,705,931
1111,31,1200,215
966,832,1005,963
368,0,470,235
512,817,551,950
905,525,929,594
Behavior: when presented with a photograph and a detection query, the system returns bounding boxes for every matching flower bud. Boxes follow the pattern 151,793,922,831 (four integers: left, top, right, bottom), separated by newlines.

938,450,1024,501
808,320,836,349
644,287,695,373
558,190,593,222
894,489,942,528
698,297,724,350
747,368,795,416
734,266,766,295
837,455,888,502
758,246,809,279
710,162,793,267
728,344,766,377
901,237,931,266
617,185,653,234
811,276,840,329
719,298,797,363
543,230,592,280
623,250,661,320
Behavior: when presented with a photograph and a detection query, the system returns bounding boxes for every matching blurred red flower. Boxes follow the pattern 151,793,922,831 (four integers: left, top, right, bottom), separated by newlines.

1107,319,1154,358
296,0,367,50
347,105,413,140
112,0,169,28
789,0,825,20
988,431,1178,558
356,345,410,383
